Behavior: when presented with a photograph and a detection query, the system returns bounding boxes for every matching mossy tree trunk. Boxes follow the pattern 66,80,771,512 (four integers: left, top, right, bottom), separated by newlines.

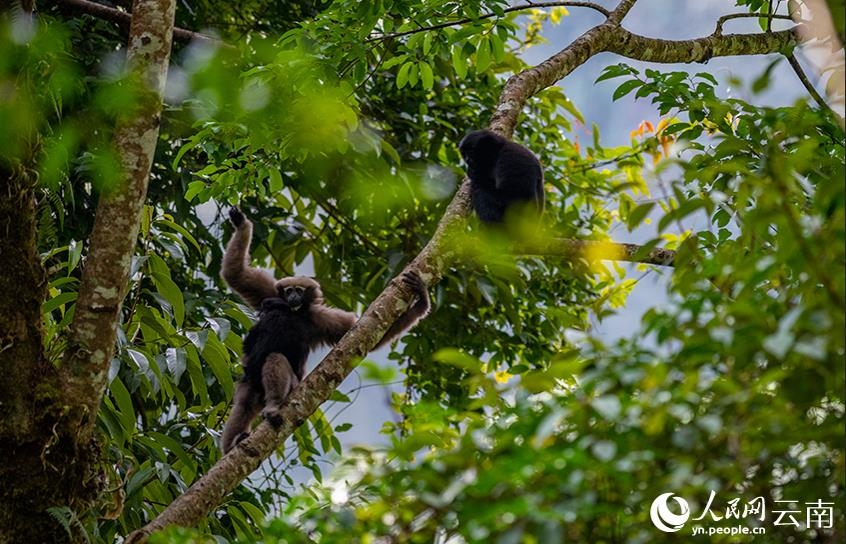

0,0,175,541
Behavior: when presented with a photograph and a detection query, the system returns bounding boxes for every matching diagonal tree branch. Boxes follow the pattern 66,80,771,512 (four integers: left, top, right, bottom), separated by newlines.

126,1,806,540
786,53,831,112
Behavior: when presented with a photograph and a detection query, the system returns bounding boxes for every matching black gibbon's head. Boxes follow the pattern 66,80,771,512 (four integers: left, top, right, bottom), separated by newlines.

458,129,506,170
273,276,322,312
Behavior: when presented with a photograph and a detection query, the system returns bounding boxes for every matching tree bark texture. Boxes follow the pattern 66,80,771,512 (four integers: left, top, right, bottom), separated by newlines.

63,0,175,436
129,0,801,539
0,166,95,544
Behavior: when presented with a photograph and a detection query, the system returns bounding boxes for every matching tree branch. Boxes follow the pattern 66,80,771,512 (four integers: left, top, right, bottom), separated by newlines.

57,0,218,43
785,53,831,112
62,0,174,434
604,26,796,64
519,238,676,266
495,23,797,133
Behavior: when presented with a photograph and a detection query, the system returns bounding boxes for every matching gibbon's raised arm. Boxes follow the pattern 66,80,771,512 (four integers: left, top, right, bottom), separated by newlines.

309,271,430,351
221,208,278,309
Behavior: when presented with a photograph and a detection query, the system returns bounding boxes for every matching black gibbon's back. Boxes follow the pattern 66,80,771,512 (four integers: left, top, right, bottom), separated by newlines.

458,129,544,224
241,294,314,392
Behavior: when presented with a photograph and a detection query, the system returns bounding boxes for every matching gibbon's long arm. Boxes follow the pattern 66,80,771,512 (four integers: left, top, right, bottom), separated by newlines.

308,271,429,351
221,208,277,309
310,305,358,346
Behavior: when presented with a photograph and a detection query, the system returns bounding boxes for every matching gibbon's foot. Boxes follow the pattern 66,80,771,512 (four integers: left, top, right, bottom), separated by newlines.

228,207,245,227
234,431,250,447
262,407,284,428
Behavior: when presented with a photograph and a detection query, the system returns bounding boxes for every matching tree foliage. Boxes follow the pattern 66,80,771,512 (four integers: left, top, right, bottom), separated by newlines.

0,0,843,542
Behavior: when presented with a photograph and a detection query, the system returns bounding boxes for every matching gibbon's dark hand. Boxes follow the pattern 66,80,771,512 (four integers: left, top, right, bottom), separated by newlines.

397,271,431,315
400,271,426,299
228,207,245,227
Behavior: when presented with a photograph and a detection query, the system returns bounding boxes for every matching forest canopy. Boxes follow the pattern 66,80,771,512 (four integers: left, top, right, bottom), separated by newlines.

0,1,843,543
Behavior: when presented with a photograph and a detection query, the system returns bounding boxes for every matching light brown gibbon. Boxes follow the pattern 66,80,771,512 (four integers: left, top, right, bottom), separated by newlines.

220,208,430,453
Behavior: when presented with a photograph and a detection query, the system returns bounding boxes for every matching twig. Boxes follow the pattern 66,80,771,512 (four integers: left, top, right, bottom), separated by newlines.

715,12,794,35
366,1,610,43
786,52,834,114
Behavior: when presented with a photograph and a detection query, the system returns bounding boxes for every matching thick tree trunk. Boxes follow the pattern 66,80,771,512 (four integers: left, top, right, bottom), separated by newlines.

0,0,174,540
63,0,176,436
0,167,100,543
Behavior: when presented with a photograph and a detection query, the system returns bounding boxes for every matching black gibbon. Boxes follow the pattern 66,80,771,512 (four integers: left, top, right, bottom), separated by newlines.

458,129,544,224
220,208,430,453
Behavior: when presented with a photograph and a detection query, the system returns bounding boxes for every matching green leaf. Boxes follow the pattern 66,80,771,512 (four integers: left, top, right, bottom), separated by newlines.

165,347,187,382
42,292,77,314
397,61,413,89
202,333,235,399
267,168,284,192
155,218,202,254
475,38,491,72
184,180,206,202
329,390,351,402
148,253,185,327
433,348,482,371
419,61,434,90
612,79,643,101
146,432,198,482
422,31,433,55
596,63,637,83
381,55,406,70
109,376,137,439
626,202,655,229
451,45,468,79
185,347,210,405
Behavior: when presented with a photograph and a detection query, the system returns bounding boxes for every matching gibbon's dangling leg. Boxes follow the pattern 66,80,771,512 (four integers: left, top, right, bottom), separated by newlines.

221,207,277,310
259,353,299,428
221,380,263,453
